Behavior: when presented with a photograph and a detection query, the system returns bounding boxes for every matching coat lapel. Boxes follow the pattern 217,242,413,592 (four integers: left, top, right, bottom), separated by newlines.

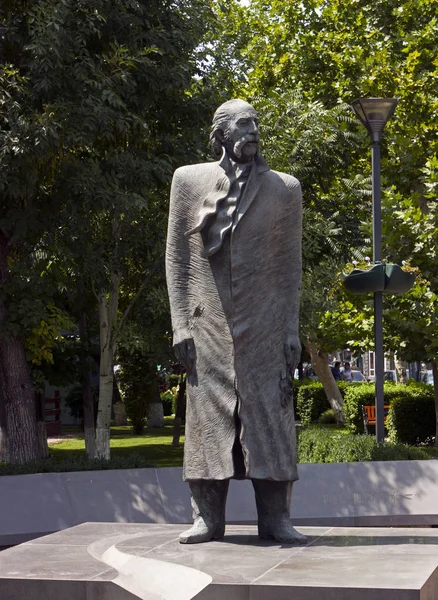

233,154,270,231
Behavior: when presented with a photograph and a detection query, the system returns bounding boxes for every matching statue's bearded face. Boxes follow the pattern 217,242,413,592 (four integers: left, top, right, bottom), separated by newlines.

222,109,260,163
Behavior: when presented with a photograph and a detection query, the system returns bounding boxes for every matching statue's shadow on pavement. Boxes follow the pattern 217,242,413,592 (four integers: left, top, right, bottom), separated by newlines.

214,533,313,549
213,532,438,549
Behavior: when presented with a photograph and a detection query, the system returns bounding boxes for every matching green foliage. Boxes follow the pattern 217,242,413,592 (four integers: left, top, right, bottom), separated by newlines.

343,383,435,440
297,425,430,464
296,383,331,424
387,394,435,445
383,160,438,366
318,409,337,425
118,352,158,435
0,0,222,389
344,383,408,434
168,374,180,388
160,390,177,417
159,373,182,416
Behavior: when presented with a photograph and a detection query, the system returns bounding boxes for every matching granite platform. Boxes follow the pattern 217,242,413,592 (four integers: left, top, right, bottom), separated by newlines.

2,460,438,546
1,523,438,599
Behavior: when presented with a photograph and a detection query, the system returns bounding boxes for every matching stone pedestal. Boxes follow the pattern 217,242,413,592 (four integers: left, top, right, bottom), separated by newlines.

113,402,128,426
147,402,164,428
1,523,437,599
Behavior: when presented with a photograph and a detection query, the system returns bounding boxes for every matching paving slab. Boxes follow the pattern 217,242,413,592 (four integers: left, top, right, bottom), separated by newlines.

0,523,437,600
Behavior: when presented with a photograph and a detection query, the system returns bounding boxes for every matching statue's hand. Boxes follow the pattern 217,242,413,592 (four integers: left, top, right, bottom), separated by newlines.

283,332,301,373
173,330,196,374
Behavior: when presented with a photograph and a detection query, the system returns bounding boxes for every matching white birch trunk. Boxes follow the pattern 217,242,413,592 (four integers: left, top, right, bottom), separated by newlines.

307,339,345,425
394,356,407,384
432,360,438,448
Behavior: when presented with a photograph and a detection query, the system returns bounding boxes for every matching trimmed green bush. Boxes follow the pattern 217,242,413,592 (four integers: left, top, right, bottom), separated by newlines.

343,383,414,434
343,382,435,443
296,382,330,424
318,409,336,424
387,394,435,445
297,425,430,464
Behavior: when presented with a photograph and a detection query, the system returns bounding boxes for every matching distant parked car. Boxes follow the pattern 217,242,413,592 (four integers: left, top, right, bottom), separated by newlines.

384,370,397,383
351,370,367,383
420,370,434,386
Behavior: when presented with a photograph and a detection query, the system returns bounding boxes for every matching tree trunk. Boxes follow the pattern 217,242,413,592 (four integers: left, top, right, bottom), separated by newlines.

394,356,407,384
83,374,96,458
0,374,7,462
35,389,49,459
306,339,345,425
172,374,186,446
0,327,41,462
94,290,117,459
0,234,40,463
431,360,438,447
76,278,96,458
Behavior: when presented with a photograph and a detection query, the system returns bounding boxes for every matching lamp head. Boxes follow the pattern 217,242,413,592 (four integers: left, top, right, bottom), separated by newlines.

351,98,398,142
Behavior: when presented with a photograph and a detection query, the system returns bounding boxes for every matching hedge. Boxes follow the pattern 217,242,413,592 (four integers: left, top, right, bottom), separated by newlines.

296,382,330,424
343,382,435,444
295,380,351,424
343,383,413,434
387,395,436,445
297,425,430,464
295,379,436,445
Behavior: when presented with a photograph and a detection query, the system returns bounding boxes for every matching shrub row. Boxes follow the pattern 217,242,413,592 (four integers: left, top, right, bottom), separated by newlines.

343,382,435,444
343,383,412,434
295,380,435,445
295,380,350,424
387,395,436,445
297,425,430,464
295,382,330,424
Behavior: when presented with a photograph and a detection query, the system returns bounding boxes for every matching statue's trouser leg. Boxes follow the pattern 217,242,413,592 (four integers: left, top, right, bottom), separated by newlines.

179,479,230,544
251,479,307,544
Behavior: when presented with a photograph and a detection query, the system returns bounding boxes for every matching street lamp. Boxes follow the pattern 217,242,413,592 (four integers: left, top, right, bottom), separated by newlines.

351,97,398,443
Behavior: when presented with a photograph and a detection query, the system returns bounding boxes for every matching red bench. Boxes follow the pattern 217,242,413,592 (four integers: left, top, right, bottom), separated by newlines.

362,404,390,434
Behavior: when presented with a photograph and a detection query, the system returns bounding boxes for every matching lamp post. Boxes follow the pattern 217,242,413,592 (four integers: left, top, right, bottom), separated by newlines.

351,98,398,443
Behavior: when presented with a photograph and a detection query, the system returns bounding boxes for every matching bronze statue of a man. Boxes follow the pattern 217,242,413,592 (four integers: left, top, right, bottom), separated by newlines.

166,99,305,544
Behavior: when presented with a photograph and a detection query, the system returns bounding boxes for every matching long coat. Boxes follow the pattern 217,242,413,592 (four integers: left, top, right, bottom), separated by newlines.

166,153,302,481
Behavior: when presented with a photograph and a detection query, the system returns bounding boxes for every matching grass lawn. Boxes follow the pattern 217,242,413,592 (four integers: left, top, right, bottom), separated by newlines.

1,419,436,476
49,417,185,468
51,420,438,465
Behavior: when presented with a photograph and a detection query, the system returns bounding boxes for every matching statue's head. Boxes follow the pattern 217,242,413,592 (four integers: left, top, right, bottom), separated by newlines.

210,99,260,163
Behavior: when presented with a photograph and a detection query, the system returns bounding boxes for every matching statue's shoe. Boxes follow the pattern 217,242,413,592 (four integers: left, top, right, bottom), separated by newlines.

258,520,307,544
179,518,225,544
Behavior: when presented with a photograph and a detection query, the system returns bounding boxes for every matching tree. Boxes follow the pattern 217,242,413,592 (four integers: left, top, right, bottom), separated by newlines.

1,0,221,462
0,4,67,462
383,156,438,444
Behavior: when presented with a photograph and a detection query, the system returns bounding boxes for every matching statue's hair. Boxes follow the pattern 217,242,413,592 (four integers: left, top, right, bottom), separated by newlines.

210,99,257,156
